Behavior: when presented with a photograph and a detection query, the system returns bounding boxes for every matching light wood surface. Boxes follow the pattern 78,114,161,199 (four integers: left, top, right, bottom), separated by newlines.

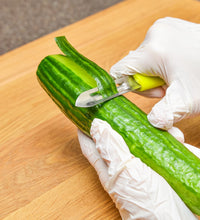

1,0,200,219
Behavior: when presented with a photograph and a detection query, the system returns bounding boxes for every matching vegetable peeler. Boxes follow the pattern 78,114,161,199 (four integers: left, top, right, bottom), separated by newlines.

75,73,165,108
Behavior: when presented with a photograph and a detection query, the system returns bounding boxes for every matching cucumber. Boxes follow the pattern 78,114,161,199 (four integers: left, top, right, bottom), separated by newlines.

36,36,200,215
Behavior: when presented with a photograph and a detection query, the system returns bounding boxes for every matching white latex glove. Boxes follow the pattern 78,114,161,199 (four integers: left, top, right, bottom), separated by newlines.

78,118,200,220
110,17,200,130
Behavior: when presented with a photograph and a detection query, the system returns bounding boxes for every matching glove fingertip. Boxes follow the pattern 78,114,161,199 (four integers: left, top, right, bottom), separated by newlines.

147,106,174,130
136,86,165,98
168,127,185,143
78,129,96,159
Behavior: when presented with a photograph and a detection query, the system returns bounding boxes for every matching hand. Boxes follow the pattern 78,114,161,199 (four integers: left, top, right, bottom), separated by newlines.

110,17,200,130
78,118,200,220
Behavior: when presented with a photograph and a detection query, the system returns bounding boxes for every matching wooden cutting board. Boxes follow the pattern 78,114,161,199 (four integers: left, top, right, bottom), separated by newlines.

1,0,200,219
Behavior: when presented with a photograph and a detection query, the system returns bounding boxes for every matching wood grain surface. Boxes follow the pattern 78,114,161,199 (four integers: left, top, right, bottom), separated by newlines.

1,0,200,219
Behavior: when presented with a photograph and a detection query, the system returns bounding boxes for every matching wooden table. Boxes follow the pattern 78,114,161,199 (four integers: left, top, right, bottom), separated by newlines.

1,0,200,219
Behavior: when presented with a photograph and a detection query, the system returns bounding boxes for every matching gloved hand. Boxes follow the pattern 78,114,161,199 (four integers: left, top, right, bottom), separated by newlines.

78,119,200,220
110,17,200,130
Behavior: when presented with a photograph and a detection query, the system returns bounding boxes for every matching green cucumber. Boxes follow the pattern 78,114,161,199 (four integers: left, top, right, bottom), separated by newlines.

36,36,200,215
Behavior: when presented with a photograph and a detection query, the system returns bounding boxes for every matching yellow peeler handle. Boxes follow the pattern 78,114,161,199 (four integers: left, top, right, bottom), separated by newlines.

131,73,165,92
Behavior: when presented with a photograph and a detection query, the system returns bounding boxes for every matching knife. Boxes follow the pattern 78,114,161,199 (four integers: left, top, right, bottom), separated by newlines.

75,73,165,108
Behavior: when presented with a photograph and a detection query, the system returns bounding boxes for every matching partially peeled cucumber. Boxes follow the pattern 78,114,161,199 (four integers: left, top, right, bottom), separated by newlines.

36,36,200,215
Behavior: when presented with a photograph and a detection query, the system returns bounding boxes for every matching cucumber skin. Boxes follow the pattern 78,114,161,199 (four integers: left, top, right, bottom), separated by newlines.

36,37,200,215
